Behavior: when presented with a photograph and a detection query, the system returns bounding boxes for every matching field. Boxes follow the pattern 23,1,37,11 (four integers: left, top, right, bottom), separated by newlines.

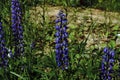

0,0,120,80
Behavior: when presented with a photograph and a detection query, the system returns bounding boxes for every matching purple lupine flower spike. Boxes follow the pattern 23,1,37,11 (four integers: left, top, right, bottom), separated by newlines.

55,10,69,69
0,19,8,67
11,0,24,56
100,47,115,80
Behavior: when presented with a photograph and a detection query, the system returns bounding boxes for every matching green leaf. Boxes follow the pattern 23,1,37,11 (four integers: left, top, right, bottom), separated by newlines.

62,1,67,6
75,54,80,59
10,71,25,80
81,54,90,58
108,40,116,48
112,25,119,31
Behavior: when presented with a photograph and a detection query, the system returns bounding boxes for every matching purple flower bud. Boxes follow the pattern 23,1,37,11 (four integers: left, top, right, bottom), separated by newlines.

109,50,115,57
55,44,61,49
55,38,60,43
109,59,114,63
55,49,59,54
55,31,60,37
62,19,67,24
55,25,60,30
55,19,61,23
103,47,109,53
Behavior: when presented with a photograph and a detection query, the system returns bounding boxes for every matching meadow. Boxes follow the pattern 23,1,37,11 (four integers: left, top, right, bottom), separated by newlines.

0,0,120,80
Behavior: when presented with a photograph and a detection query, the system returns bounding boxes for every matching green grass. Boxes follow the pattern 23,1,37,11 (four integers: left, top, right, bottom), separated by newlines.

0,0,120,80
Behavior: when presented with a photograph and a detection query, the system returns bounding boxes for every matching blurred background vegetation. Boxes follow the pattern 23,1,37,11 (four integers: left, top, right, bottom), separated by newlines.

17,0,120,11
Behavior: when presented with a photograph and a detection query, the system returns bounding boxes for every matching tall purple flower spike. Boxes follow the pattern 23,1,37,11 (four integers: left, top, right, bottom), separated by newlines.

100,47,115,80
0,19,8,67
55,10,69,69
11,0,24,56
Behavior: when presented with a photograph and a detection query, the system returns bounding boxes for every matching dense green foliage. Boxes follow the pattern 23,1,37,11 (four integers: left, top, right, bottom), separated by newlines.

18,0,120,11
0,0,120,80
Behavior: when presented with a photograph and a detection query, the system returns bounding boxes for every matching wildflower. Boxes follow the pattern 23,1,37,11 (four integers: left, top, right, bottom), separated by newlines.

55,10,69,69
100,47,115,80
0,19,8,67
11,0,24,56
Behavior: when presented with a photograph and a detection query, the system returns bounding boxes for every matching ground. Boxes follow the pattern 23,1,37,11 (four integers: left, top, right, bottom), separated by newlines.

29,5,120,54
